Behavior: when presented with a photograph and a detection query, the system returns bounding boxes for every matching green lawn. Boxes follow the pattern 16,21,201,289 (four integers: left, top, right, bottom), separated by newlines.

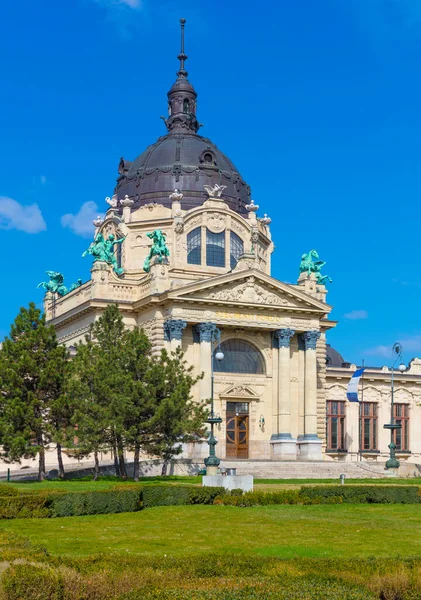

2,504,421,559
6,475,421,493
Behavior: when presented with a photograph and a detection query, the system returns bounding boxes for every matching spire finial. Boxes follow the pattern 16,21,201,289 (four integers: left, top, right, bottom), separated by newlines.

177,18,188,77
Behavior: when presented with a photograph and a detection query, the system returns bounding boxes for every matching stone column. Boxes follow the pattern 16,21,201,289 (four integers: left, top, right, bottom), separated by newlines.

270,328,297,460
193,323,218,400
164,319,187,353
298,330,322,461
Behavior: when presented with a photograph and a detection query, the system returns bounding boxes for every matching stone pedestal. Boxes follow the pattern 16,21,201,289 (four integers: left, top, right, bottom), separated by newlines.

206,466,219,476
203,474,254,492
270,435,297,460
297,436,323,461
149,258,170,294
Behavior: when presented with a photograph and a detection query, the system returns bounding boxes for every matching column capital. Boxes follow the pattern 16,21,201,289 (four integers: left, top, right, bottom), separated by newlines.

193,322,220,343
301,330,321,350
164,319,187,342
274,328,295,348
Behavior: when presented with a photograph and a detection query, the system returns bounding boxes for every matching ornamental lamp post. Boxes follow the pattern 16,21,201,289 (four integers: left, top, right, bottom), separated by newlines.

204,335,224,475
384,342,406,470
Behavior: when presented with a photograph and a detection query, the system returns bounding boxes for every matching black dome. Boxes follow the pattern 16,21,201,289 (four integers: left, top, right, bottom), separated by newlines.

326,344,346,368
115,20,251,215
115,132,251,215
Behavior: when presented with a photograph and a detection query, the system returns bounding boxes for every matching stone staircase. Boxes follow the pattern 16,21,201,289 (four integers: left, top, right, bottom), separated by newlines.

221,460,387,479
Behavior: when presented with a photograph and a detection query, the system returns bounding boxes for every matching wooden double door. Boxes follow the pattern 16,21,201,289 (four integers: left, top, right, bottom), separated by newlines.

226,402,249,459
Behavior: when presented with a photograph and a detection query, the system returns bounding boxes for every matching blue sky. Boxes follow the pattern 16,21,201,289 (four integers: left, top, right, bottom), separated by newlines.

1,0,421,367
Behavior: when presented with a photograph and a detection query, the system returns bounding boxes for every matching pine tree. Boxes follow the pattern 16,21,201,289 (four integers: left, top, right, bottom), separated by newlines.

122,327,155,481
69,305,133,479
0,303,68,481
144,348,206,476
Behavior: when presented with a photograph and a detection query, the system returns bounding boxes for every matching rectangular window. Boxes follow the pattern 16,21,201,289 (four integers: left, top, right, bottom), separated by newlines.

326,401,346,450
359,402,378,451
187,228,201,265
206,230,225,267
393,404,409,451
230,231,244,269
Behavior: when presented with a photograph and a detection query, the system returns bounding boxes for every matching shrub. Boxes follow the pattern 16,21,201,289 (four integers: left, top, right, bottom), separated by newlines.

0,484,20,496
0,493,54,519
301,485,421,504
188,486,225,505
50,489,142,517
230,488,244,497
142,485,192,507
2,563,64,600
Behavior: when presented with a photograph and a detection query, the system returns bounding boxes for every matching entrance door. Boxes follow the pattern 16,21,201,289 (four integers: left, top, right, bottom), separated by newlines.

226,402,249,459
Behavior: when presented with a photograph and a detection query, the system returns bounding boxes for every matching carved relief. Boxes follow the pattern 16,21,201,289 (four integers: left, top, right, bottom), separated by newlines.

327,384,347,400
206,213,226,233
395,388,413,403
231,220,247,237
185,215,203,231
207,277,288,306
220,384,260,398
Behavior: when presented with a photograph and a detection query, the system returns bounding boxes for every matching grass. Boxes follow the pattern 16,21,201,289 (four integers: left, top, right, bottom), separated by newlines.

5,475,421,493
1,504,421,559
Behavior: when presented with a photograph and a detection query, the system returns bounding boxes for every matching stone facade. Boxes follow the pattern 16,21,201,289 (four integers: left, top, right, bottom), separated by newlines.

42,187,340,464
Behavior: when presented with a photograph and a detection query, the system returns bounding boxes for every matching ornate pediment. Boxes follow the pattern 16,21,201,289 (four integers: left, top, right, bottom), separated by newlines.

206,277,290,306
167,269,331,314
219,384,260,399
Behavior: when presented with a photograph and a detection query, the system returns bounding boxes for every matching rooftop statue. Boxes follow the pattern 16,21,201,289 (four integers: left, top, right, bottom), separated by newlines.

38,271,83,297
82,233,126,276
143,230,170,273
204,184,227,198
299,249,332,285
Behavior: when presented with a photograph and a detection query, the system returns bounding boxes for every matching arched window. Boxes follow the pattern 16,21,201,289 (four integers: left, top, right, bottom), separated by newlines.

215,340,265,374
204,152,213,163
206,229,225,267
230,231,244,269
187,227,201,265
183,99,190,114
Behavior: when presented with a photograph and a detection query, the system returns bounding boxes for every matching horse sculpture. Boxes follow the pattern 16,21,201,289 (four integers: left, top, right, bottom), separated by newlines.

299,250,332,285
82,233,126,276
37,272,82,297
143,230,170,273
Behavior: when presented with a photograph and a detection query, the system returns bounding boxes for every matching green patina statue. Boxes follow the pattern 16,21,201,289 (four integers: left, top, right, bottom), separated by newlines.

82,233,126,276
38,271,83,297
143,230,170,273
299,249,332,285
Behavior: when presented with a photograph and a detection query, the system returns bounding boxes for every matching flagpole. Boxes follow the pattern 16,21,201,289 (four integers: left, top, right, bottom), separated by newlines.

359,359,364,462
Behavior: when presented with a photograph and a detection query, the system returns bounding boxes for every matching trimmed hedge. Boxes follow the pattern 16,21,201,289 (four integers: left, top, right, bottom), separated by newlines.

50,489,142,517
302,485,421,504
143,485,224,508
0,493,53,519
0,488,142,519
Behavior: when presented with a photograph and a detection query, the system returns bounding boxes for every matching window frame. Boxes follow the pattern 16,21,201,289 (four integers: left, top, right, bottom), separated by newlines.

214,339,266,375
359,402,378,451
393,403,410,451
187,227,202,265
326,401,346,451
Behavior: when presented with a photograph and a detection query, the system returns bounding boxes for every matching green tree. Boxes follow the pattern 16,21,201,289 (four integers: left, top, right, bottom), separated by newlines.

67,341,112,480
69,305,132,479
0,303,69,481
144,348,206,476
122,327,155,481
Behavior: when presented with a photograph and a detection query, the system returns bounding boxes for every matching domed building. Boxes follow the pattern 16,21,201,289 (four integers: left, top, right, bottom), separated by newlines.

40,21,421,477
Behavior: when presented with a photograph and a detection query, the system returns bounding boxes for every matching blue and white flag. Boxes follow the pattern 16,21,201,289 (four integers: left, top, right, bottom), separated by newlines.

346,368,365,402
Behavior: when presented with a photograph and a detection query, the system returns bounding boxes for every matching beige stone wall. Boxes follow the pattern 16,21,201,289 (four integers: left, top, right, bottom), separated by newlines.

326,360,421,463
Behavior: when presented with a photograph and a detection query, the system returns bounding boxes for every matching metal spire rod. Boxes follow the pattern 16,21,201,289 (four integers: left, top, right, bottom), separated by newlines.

177,18,188,76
